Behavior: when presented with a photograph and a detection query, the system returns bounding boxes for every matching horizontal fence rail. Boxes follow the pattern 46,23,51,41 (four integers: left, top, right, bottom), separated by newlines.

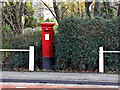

99,46,120,73
0,49,30,52
0,46,34,71
103,51,120,53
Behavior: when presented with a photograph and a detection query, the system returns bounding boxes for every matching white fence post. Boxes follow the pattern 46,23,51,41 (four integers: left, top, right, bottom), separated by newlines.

29,46,34,71
99,46,104,73
0,46,34,71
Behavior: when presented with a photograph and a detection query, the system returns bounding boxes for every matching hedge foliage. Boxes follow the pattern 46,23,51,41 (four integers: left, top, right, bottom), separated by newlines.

2,30,42,70
55,16,120,72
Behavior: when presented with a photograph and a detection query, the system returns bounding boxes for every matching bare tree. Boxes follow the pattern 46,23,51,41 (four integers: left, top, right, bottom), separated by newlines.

41,0,71,24
2,0,25,35
40,0,119,22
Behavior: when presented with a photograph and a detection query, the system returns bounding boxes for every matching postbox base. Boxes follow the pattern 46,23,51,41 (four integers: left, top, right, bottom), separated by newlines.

42,57,52,70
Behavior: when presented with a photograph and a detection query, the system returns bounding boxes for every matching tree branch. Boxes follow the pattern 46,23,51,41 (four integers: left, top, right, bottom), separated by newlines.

53,1,60,24
41,0,56,19
61,4,70,19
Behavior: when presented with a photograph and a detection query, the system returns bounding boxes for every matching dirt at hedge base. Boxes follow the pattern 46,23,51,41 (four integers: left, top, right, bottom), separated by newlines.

2,67,120,74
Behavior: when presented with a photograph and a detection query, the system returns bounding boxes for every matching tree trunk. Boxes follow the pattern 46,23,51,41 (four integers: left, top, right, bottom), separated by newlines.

103,2,109,19
94,2,100,16
0,2,2,68
85,2,92,17
53,0,60,24
20,1,25,33
117,4,120,16
77,2,80,17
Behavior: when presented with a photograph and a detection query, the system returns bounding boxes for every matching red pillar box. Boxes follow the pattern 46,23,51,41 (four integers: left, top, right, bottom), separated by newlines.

40,22,55,70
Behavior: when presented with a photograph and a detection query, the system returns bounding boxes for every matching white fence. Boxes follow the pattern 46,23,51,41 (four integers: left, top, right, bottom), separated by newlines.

0,46,34,71
1,45,120,73
99,46,120,73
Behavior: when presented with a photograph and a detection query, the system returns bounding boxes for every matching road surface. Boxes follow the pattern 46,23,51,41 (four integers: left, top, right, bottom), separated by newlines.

1,82,119,90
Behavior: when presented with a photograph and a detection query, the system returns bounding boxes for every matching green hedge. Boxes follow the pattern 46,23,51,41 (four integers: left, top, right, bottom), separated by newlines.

2,30,42,70
55,16,120,72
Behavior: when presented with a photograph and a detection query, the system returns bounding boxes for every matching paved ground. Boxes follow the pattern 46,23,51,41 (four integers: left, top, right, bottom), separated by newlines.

1,71,119,82
0,71,120,89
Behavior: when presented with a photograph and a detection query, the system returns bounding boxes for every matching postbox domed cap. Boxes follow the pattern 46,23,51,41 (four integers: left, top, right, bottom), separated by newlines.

40,22,55,26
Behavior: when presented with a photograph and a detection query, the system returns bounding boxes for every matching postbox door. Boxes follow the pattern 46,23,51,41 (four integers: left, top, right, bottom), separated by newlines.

43,30,52,57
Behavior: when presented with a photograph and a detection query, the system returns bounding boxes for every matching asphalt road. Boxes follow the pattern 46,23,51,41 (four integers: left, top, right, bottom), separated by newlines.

1,82,119,90
1,71,120,90
1,71,119,85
